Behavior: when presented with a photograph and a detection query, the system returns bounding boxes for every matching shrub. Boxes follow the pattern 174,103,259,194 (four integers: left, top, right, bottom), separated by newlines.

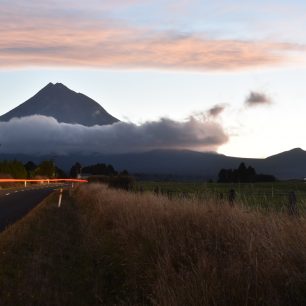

88,175,135,191
108,175,135,191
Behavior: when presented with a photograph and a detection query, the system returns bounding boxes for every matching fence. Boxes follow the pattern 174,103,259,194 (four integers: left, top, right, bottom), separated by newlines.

147,188,303,215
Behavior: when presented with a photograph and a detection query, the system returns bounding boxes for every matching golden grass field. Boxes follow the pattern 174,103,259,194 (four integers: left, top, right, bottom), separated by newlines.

0,184,306,305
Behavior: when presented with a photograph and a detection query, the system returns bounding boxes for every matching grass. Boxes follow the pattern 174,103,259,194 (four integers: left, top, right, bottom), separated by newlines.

135,181,306,211
74,184,306,305
0,191,95,306
0,183,24,190
0,184,306,305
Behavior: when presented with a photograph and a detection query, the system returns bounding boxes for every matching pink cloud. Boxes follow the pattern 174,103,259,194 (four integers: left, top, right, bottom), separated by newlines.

0,2,304,71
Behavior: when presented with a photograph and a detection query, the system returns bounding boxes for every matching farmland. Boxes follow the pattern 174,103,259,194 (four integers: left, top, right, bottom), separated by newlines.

1,183,306,305
135,180,306,212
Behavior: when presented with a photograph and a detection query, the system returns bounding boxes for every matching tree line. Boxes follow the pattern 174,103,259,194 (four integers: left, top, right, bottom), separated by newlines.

0,159,128,180
0,160,65,179
218,163,276,183
70,162,128,178
70,162,133,190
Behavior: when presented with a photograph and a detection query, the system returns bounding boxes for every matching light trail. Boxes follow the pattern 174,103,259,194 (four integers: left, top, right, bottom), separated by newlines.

0,179,88,183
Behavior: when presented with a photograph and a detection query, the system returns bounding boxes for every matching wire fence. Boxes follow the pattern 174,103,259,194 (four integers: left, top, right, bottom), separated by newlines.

141,187,305,215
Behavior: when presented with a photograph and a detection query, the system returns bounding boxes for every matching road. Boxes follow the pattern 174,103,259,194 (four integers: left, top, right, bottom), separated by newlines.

0,185,64,232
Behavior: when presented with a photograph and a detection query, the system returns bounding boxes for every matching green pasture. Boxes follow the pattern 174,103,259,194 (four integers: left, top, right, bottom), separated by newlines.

134,181,306,212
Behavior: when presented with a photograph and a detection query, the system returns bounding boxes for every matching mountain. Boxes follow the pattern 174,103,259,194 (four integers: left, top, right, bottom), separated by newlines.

0,83,119,126
1,148,306,180
260,148,306,179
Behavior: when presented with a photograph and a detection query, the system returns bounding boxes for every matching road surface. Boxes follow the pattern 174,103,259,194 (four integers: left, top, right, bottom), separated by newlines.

0,185,64,232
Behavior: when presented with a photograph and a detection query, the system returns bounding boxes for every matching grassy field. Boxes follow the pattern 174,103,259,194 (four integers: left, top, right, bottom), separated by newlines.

0,184,306,305
135,181,306,212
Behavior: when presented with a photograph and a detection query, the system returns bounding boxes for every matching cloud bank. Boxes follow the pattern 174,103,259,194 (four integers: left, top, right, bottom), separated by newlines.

0,115,228,155
245,91,272,107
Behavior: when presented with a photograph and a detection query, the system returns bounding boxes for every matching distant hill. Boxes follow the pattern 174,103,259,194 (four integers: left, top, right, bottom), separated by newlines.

260,148,306,179
1,148,306,180
0,83,119,126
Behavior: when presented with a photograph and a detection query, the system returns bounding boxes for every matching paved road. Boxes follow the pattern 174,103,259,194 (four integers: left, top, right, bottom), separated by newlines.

0,185,64,232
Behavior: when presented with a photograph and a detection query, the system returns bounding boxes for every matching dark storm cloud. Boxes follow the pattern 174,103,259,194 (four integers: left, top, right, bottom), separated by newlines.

0,115,229,155
208,104,226,117
245,91,272,107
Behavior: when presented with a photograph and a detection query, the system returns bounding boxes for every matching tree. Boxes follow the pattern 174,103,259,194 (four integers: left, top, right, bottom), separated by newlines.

56,167,67,179
0,160,27,179
246,166,256,182
238,162,247,173
120,170,129,176
24,161,37,178
218,168,233,183
70,162,82,178
218,163,275,183
35,160,56,178
82,163,117,176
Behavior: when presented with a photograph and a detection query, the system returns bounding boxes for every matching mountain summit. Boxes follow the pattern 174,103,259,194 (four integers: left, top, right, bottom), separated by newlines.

0,83,119,126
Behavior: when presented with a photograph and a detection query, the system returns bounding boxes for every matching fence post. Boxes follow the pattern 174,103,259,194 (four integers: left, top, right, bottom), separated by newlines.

228,189,236,206
288,191,299,216
154,186,160,195
24,181,27,188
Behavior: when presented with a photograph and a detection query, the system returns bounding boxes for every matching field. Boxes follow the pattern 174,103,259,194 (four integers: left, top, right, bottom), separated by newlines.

0,183,306,305
135,180,306,212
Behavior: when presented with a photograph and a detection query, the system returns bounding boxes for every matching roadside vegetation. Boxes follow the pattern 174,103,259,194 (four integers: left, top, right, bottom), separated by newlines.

0,159,65,181
0,160,66,189
0,160,27,178
0,183,306,305
0,191,96,306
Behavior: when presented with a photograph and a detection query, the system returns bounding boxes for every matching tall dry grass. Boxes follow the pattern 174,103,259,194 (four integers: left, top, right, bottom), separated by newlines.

74,184,306,306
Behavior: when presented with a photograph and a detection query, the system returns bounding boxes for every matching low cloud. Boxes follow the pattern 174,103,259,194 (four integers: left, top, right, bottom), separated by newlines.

245,91,272,107
208,104,226,117
0,115,229,155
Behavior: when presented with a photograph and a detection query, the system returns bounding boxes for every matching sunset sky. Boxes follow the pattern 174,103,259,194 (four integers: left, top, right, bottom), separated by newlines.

1,0,306,157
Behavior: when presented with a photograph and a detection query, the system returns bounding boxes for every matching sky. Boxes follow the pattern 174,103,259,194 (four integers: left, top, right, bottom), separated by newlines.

1,0,306,157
